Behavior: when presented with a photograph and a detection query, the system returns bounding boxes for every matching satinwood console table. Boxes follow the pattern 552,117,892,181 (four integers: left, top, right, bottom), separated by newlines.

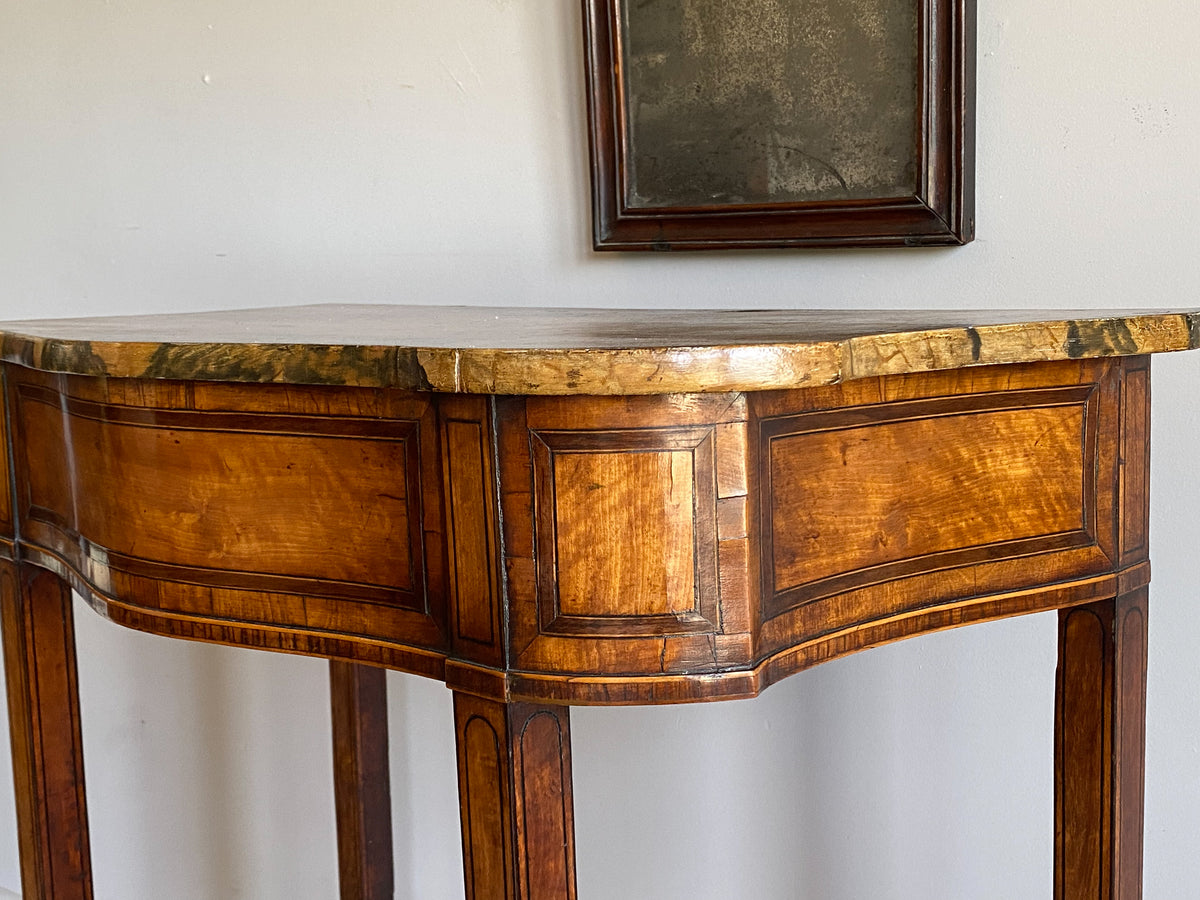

1,305,1198,899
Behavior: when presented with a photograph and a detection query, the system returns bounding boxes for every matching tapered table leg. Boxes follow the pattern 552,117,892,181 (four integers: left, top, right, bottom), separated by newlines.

1,560,93,900
330,660,394,900
453,693,577,900
1055,588,1148,900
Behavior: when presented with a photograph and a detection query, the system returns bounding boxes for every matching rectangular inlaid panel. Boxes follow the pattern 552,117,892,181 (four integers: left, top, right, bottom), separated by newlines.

763,387,1097,615
440,395,505,667
1119,362,1150,565
532,427,718,636
553,449,696,618
446,419,497,641
0,374,12,539
501,394,752,677
15,383,427,608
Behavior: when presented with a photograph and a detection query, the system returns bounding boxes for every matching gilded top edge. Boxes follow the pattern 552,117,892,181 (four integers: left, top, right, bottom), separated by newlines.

1,313,1197,395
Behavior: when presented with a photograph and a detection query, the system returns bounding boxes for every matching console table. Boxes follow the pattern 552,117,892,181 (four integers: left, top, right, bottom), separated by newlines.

2,305,1197,899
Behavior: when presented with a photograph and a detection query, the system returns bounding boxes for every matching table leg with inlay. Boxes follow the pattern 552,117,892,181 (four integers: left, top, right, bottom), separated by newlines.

1055,588,1148,900
1,561,93,900
452,694,577,900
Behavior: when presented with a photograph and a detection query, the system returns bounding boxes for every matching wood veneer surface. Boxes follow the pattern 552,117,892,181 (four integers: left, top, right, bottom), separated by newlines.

1,305,1196,394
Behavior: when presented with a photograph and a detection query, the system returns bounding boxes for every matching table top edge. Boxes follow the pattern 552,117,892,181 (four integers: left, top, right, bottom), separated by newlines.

1,306,1196,394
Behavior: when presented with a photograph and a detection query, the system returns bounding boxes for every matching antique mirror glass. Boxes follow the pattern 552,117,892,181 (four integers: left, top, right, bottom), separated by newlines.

622,0,919,208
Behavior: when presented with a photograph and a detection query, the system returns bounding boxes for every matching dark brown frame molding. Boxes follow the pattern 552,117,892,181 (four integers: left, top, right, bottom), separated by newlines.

583,0,976,250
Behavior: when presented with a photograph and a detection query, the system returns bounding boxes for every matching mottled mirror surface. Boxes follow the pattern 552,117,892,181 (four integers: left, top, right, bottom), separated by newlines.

621,0,920,208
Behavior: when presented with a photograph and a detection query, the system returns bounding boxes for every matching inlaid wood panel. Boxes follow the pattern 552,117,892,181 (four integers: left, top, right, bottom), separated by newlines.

17,386,422,596
763,386,1097,615
553,449,694,618
502,394,754,676
5,370,448,654
22,393,420,593
1118,358,1151,567
532,426,717,634
0,370,13,551
440,396,505,667
754,359,1127,677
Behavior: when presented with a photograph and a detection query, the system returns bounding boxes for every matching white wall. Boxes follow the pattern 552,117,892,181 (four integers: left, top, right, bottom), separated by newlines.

2,2,1198,897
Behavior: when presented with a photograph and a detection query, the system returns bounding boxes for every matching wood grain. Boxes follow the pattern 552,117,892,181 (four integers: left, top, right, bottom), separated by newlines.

1118,359,1151,567
329,661,393,900
503,569,1140,706
551,448,696,618
1,305,1195,394
0,355,1155,705
5,370,449,659
1,561,93,899
453,694,576,900
532,426,717,634
0,308,1183,900
755,359,1125,676
441,396,505,667
0,369,12,547
505,395,739,677
763,389,1093,613
1055,588,1148,900
15,380,422,594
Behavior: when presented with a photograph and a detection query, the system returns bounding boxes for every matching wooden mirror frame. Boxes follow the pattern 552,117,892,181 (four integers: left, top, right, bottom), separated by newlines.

583,0,976,251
